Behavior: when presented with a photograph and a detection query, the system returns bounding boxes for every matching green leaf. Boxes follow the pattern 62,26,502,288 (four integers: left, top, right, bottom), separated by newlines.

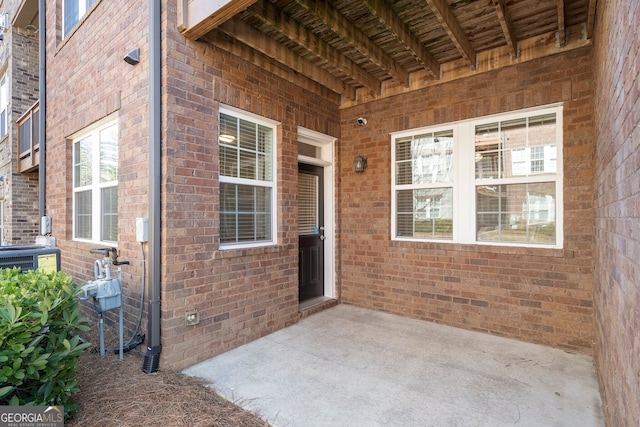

40,309,48,326
0,385,15,399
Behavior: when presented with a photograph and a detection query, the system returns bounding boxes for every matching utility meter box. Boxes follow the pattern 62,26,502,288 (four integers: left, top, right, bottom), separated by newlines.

93,278,122,312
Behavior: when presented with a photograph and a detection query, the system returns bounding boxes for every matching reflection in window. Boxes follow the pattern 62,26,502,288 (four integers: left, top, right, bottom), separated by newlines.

394,130,454,239
476,183,555,244
64,0,96,37
73,120,118,243
392,105,562,247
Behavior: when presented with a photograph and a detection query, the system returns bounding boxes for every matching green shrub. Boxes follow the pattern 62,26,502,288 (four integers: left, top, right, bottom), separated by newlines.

0,268,91,416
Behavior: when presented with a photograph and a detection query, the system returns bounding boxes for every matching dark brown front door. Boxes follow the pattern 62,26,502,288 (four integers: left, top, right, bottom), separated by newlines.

298,163,324,302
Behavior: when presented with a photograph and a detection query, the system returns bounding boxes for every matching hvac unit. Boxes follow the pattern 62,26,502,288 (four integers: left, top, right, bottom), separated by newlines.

0,245,61,273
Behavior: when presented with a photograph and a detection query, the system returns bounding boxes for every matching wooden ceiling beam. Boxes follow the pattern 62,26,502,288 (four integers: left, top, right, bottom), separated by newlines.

557,0,566,47
362,0,440,79
178,0,257,40
247,2,381,93
216,18,349,95
294,0,410,86
425,0,477,68
491,0,518,58
586,0,597,39
203,30,347,102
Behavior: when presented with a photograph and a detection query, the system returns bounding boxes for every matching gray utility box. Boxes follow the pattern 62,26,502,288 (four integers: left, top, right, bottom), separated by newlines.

92,278,122,312
0,245,61,273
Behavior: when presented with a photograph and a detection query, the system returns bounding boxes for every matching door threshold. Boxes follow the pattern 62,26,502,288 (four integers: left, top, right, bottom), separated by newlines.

299,296,338,318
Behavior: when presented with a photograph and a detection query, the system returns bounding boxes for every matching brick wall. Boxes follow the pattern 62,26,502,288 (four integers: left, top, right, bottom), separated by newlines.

45,0,341,371
592,1,640,425
0,0,40,244
339,47,595,354
160,6,340,369
44,0,150,335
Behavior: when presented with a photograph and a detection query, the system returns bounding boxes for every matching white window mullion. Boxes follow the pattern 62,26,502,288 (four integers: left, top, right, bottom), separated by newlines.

457,123,474,244
91,137,102,242
392,104,562,248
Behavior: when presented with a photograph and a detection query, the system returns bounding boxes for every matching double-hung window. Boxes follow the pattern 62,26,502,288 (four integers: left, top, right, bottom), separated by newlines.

392,105,563,247
72,118,118,243
64,0,96,37
219,107,277,248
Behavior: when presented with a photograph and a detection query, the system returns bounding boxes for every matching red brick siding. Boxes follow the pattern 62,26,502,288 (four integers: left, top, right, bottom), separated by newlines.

44,0,150,334
592,1,640,425
339,47,595,354
160,6,340,368
0,0,41,244
44,0,341,371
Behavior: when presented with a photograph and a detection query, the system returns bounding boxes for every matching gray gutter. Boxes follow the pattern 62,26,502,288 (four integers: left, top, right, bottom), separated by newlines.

142,0,162,373
38,0,45,217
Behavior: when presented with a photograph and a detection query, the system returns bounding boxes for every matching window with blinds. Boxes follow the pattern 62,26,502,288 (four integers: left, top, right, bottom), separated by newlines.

219,108,277,248
391,105,563,248
72,117,118,243
298,172,318,235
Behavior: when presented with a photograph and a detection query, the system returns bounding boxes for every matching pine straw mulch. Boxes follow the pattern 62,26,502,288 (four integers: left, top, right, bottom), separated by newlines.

67,320,268,427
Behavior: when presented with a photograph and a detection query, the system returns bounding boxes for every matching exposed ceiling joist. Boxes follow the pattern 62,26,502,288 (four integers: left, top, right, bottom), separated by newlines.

247,2,382,94
217,18,350,96
204,29,345,102
425,0,477,68
188,0,596,108
586,0,597,39
362,0,440,79
491,0,518,58
557,0,566,46
293,0,410,86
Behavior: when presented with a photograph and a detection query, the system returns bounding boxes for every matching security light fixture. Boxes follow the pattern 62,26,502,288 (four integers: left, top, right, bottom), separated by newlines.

354,154,368,173
124,48,140,65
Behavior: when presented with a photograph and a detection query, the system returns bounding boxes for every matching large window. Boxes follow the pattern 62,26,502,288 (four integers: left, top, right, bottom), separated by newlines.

64,0,96,37
219,107,277,248
72,118,118,243
392,105,563,247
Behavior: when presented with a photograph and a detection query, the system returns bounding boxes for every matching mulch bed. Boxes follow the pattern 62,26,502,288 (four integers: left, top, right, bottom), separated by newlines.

67,321,268,427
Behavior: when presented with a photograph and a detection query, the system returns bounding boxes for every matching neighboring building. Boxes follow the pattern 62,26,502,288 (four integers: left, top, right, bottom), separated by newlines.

0,0,40,244
30,0,640,425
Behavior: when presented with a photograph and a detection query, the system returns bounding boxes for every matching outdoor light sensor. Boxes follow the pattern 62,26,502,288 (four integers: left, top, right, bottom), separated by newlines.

124,48,140,65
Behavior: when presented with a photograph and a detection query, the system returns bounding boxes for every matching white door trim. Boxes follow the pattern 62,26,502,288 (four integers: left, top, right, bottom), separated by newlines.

297,127,336,299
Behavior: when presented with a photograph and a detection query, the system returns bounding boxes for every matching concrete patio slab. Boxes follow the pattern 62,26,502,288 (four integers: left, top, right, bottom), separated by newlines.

183,304,603,427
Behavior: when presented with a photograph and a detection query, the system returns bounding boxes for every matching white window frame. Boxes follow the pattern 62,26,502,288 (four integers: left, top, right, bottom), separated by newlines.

63,0,96,38
0,74,8,139
391,104,563,249
219,105,278,250
71,115,118,245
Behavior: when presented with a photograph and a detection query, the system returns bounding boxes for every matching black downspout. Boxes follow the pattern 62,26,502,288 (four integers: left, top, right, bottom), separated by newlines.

38,0,45,218
142,0,162,373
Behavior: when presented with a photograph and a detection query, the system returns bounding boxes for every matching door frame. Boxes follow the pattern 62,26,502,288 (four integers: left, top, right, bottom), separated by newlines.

297,127,336,299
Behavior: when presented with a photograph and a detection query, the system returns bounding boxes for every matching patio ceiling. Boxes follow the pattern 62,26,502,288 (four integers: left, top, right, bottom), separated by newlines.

179,0,597,106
